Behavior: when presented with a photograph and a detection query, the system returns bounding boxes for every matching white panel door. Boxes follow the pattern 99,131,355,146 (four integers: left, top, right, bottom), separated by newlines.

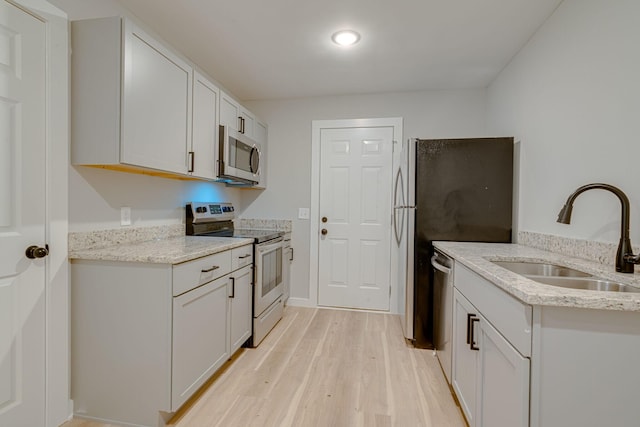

191,71,218,179
121,20,192,174
172,276,229,411
318,126,393,310
229,265,253,354
452,289,479,426
0,2,47,426
477,317,530,427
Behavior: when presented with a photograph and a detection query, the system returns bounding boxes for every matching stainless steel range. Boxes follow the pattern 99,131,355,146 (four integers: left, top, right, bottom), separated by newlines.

186,202,284,347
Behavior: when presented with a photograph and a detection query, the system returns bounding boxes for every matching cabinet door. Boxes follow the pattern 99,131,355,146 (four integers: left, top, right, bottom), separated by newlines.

229,265,253,354
121,20,192,174
253,119,268,189
220,91,241,131
477,318,530,427
191,72,219,179
172,276,229,411
452,289,479,426
239,107,255,138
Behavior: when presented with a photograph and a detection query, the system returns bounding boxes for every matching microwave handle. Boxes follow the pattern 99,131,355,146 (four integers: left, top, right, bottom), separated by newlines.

250,146,260,174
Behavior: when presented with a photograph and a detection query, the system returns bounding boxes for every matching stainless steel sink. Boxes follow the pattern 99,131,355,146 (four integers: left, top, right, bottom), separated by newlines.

529,276,640,293
492,260,592,277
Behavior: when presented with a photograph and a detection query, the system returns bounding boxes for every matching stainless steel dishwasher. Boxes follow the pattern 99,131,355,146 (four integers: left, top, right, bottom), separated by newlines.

431,249,454,384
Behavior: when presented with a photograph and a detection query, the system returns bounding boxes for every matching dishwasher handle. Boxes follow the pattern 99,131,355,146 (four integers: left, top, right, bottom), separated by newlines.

431,255,452,275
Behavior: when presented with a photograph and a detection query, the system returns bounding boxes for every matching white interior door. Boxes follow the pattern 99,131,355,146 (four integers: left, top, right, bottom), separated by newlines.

317,126,393,310
0,1,47,426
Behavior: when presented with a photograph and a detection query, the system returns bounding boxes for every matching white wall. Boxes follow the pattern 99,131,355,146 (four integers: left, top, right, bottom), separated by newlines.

244,90,489,303
69,166,244,231
487,0,640,245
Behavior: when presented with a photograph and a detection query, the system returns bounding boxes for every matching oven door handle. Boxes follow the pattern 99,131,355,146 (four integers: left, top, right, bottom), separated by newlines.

256,238,284,254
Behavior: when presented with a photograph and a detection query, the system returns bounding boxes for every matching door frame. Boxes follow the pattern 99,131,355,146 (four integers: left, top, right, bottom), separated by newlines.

6,1,70,425
309,118,403,311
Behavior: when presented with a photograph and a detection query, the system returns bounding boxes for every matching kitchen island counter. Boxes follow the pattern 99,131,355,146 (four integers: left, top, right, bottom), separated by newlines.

434,242,640,312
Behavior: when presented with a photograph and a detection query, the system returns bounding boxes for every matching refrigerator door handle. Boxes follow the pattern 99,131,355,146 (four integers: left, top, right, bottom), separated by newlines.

431,255,452,275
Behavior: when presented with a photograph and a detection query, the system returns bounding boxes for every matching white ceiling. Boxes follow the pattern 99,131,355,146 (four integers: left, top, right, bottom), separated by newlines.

114,0,563,101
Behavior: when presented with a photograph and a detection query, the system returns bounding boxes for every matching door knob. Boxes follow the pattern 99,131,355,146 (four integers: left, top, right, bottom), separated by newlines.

26,245,49,259
322,217,328,223
321,229,328,235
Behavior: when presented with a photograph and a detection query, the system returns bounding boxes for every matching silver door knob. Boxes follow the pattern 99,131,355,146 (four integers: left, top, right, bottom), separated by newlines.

26,245,49,259
321,229,328,235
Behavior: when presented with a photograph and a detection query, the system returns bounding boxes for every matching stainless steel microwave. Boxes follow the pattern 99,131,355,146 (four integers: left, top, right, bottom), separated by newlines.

218,125,261,184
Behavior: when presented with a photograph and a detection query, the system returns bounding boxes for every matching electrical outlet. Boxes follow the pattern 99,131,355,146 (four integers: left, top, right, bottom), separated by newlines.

298,208,310,220
121,207,131,226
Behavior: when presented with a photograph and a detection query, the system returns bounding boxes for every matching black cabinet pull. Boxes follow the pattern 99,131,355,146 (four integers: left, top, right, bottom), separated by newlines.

201,265,220,273
238,254,251,259
188,151,194,173
229,277,235,298
466,313,474,344
470,317,480,351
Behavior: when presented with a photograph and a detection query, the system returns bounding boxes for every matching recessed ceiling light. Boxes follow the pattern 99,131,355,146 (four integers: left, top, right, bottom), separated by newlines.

331,30,361,46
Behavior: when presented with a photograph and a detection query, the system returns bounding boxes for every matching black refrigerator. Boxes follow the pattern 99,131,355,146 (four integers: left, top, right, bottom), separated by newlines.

394,138,513,349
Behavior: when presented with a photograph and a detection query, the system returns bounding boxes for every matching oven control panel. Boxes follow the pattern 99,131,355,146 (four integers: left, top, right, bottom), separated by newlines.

187,202,235,223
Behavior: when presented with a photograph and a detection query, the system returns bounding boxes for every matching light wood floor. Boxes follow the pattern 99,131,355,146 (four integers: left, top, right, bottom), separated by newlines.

64,307,466,427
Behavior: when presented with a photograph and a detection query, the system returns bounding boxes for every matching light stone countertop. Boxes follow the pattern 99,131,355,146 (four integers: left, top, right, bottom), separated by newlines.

69,236,254,265
434,242,640,312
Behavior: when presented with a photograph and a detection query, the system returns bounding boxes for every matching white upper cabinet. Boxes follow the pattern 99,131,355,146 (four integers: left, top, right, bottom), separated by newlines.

191,72,219,180
239,107,255,138
219,90,269,189
220,91,242,132
71,17,192,175
220,90,255,138
71,16,267,186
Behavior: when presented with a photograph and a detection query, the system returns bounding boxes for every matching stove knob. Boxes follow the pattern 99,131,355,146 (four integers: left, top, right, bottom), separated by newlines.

196,206,207,213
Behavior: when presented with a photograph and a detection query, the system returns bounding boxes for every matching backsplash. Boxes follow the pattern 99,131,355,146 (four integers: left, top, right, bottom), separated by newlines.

238,218,292,232
69,220,292,252
518,231,640,266
69,224,184,252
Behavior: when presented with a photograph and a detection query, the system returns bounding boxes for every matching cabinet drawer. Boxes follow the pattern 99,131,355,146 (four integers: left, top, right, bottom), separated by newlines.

455,264,532,357
173,251,231,296
231,244,253,271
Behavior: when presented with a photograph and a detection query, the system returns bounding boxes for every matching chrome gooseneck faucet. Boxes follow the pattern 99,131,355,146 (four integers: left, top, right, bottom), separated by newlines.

557,183,640,273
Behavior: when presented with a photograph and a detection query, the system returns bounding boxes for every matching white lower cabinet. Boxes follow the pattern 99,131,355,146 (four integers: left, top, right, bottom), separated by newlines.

477,311,530,427
443,248,640,427
71,244,253,426
452,290,478,425
172,275,229,411
452,265,531,427
229,264,253,354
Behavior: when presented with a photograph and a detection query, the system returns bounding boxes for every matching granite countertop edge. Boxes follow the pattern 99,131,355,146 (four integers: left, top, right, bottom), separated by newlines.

433,242,640,312
69,236,255,265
